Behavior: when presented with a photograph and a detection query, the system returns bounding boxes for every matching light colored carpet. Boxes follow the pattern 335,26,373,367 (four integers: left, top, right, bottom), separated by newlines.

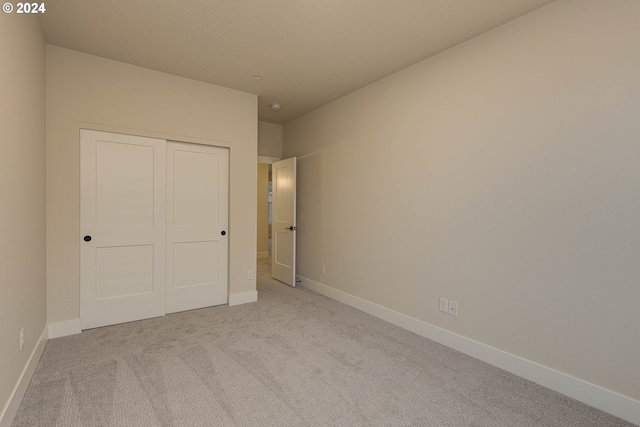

12,258,635,426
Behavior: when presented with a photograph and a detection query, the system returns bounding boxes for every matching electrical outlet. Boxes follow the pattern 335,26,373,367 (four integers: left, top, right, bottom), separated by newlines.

439,297,448,313
448,301,458,317
248,269,254,280
321,265,326,275
20,328,24,350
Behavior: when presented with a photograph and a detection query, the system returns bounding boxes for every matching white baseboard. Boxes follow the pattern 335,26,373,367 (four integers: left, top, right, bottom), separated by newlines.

257,251,270,259
228,290,258,306
297,275,640,426
48,318,81,339
0,326,48,427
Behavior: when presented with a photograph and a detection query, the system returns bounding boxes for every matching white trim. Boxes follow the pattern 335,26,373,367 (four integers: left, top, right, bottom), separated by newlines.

228,290,258,306
0,326,48,427
48,318,82,338
257,251,270,259
297,275,640,426
257,155,280,164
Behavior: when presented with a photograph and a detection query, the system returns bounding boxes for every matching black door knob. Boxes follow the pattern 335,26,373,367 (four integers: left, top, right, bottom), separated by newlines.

287,226,297,231
221,231,226,236
83,235,92,242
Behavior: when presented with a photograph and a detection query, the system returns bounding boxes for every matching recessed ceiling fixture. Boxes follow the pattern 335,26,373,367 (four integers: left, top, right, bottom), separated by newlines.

253,75,262,81
271,103,281,111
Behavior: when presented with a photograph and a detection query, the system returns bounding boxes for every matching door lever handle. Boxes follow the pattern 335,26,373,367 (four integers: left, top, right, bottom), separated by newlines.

287,226,297,231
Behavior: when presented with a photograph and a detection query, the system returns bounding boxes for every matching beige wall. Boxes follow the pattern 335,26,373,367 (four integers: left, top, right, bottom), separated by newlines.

46,46,257,325
257,164,270,257
284,0,640,401
0,15,47,415
258,121,283,159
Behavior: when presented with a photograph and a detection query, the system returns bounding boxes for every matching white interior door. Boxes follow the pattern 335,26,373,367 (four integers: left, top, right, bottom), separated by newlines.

80,130,166,330
166,142,229,313
271,157,297,286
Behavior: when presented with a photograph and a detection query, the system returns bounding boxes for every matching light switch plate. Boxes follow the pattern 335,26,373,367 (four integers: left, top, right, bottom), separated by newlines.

439,297,448,313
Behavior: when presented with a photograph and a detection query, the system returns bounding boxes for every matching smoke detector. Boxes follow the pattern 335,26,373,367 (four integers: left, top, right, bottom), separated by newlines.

271,103,281,111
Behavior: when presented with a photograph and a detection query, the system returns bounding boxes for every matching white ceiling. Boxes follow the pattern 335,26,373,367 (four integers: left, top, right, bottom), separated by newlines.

38,0,554,124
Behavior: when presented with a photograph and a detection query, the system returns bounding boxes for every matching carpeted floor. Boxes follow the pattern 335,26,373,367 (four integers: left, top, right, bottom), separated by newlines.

12,258,635,426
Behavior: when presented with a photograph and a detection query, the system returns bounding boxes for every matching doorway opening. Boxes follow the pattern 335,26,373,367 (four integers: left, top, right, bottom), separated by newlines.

258,158,277,276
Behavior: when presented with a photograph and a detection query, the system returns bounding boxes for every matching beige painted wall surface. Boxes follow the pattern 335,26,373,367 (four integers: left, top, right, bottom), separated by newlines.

0,15,46,413
284,0,640,400
46,46,257,325
257,163,270,256
258,121,283,159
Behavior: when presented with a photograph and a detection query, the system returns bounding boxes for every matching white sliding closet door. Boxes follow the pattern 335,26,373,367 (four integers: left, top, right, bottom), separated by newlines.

80,130,166,330
81,131,229,329
166,142,229,314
